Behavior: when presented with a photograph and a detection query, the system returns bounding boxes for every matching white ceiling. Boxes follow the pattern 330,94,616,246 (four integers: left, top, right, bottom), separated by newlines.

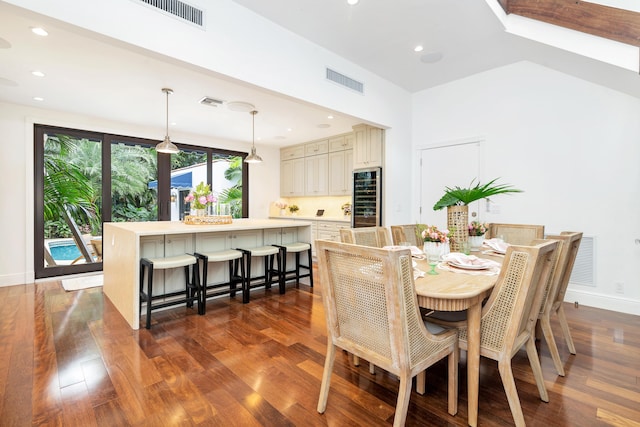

0,0,638,148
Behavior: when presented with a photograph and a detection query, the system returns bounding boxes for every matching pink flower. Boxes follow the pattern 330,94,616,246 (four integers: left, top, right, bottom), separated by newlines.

207,194,216,204
184,193,194,202
198,196,208,206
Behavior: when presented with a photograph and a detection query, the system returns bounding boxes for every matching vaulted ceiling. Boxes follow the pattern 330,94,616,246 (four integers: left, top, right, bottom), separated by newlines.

0,0,638,147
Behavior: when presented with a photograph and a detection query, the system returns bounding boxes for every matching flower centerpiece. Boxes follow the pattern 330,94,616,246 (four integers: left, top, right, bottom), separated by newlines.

288,204,299,215
419,225,450,275
275,200,288,216
184,181,216,216
433,178,522,252
468,221,488,251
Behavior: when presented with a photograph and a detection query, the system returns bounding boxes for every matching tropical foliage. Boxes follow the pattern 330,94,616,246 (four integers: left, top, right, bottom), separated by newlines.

433,178,522,211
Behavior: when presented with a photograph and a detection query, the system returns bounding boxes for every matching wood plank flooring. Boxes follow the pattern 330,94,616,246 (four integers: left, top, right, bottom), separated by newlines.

1,270,639,426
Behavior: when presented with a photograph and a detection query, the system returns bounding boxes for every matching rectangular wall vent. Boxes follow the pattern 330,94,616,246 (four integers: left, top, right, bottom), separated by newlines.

326,68,364,94
569,236,595,287
134,0,204,27
199,96,224,107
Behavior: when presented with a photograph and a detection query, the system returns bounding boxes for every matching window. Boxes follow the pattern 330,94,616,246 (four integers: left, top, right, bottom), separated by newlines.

34,125,248,279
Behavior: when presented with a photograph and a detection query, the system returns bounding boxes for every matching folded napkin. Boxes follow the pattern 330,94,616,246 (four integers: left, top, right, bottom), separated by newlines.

484,238,510,254
442,252,501,269
383,245,424,258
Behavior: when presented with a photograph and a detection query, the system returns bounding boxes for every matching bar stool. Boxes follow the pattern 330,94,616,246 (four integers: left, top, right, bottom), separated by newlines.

139,254,199,329
274,242,313,288
194,249,245,314
237,245,283,303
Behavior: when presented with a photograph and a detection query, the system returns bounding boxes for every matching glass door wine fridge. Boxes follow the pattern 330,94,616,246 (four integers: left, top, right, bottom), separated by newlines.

352,167,382,227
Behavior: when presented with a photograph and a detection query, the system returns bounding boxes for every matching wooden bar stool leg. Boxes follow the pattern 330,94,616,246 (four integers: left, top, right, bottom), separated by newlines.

146,262,154,330
307,246,314,287
243,251,251,304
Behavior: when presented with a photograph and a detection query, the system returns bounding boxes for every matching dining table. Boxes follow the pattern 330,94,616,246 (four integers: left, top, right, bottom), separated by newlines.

413,250,503,427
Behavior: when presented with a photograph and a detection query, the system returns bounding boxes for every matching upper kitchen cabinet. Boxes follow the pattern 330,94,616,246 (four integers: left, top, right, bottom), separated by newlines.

305,153,328,196
353,124,384,169
281,157,305,197
328,134,353,196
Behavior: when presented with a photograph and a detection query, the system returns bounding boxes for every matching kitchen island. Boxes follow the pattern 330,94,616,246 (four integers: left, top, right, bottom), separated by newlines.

103,218,312,329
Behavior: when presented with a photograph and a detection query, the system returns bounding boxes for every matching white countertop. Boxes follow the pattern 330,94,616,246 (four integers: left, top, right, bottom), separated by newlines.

104,218,312,236
269,215,350,223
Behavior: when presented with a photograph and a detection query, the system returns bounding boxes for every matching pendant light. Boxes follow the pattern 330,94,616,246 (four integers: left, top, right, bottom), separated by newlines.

244,110,263,164
155,88,180,154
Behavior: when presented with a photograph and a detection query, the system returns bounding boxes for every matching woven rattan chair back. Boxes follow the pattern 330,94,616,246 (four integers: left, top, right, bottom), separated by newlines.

315,240,458,426
390,224,423,247
339,226,391,247
486,223,544,245
455,240,558,427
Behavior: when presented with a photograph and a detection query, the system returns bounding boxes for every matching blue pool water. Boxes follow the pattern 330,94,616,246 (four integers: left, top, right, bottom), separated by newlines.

48,241,82,261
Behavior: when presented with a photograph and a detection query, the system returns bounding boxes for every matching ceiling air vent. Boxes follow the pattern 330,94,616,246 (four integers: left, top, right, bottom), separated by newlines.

134,0,204,27
199,96,224,107
326,68,364,94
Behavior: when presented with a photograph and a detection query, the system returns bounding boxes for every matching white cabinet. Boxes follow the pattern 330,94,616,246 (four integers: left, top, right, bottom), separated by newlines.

264,227,299,245
329,134,354,152
305,139,328,156
328,149,353,196
316,221,351,243
280,157,305,197
353,124,384,169
305,154,328,196
281,144,305,160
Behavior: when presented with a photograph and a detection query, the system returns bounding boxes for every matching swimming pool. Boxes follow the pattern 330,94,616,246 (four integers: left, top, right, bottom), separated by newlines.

47,239,81,261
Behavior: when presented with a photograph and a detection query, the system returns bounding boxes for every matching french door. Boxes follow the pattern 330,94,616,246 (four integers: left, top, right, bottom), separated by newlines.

34,125,248,279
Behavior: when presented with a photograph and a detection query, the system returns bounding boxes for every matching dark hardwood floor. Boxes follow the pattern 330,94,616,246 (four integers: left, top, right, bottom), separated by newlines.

1,268,639,426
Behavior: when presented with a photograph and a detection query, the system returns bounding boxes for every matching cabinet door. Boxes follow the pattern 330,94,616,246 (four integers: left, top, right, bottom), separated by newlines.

305,154,328,196
281,158,305,197
328,151,346,195
353,125,383,169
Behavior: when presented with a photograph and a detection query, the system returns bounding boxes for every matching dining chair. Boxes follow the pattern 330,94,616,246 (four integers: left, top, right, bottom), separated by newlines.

427,240,558,427
390,224,423,247
315,240,459,426
339,226,391,248
486,223,544,245
537,232,582,375
339,225,392,371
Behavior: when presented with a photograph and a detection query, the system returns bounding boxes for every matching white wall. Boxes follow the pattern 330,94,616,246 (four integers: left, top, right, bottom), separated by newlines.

0,100,280,286
412,61,640,315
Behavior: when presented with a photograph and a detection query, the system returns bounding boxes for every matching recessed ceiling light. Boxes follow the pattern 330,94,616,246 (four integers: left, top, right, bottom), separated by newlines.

31,71,45,77
287,128,293,132
347,0,359,5
31,27,48,36
33,96,44,101
327,115,334,119
414,45,424,52
226,101,255,112
420,51,444,64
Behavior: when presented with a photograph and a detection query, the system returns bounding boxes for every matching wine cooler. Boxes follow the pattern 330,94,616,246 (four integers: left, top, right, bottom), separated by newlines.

352,167,382,228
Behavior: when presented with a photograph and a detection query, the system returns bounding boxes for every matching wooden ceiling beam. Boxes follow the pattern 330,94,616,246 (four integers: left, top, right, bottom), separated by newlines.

499,0,640,47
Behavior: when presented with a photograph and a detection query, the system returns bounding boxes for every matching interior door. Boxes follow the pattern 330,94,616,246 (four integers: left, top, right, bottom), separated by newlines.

419,141,481,227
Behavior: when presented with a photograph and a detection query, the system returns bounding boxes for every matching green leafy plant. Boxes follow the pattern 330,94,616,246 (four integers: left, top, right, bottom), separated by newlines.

433,178,522,211
289,204,299,213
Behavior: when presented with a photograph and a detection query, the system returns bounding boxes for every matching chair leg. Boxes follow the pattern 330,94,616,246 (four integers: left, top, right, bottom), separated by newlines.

317,343,336,414
145,263,153,330
294,252,301,285
498,359,526,427
228,259,236,298
307,247,314,287
278,249,285,294
526,335,549,402
393,373,412,427
540,315,565,376
243,252,251,304
556,305,576,354
185,264,194,308
448,344,459,416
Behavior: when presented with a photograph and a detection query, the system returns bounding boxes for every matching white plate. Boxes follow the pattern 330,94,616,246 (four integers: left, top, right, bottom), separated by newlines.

448,261,490,270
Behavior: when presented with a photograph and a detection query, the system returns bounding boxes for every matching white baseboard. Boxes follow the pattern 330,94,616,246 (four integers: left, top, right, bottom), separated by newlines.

564,289,640,316
0,272,31,287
